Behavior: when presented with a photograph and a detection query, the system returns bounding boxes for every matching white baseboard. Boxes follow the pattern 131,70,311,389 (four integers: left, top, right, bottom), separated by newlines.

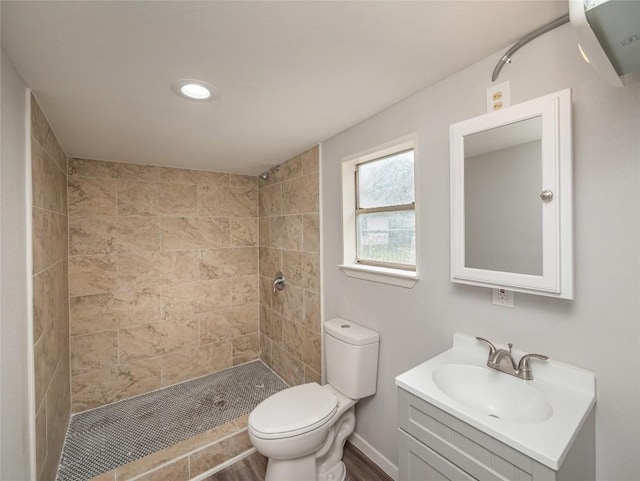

348,432,398,481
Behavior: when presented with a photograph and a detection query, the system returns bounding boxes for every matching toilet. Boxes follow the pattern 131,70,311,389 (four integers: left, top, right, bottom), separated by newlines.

248,318,380,481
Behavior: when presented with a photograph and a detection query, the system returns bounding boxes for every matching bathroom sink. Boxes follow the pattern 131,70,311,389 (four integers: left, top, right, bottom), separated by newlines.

396,333,596,470
431,364,553,423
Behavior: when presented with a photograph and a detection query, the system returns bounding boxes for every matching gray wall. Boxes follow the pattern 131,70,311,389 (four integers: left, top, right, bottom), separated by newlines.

322,25,639,481
1,49,33,480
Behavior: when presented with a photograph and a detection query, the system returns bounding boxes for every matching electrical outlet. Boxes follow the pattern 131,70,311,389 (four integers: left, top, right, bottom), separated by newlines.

492,288,515,308
486,81,510,113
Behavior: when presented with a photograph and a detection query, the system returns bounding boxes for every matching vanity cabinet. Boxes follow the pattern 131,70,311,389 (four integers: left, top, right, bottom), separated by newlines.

397,388,595,481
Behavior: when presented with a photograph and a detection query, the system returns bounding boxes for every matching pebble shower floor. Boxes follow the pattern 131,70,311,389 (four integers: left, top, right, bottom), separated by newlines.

56,361,288,481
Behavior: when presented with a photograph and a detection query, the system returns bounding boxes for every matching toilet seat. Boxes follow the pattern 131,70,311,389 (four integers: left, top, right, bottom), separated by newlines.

249,383,338,440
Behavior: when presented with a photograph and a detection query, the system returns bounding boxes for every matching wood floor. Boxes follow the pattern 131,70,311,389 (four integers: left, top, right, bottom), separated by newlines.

207,441,393,481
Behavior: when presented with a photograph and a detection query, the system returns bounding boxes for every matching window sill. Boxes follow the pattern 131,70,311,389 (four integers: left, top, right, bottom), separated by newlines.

339,264,418,288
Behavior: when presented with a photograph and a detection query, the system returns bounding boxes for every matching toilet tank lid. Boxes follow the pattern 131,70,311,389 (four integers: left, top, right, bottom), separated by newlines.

324,318,379,346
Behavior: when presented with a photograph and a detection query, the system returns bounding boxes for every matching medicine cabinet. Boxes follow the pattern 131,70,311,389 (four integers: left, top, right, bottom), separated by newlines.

450,89,573,299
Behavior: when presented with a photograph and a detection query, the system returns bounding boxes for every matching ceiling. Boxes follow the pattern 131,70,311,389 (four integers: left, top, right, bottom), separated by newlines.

1,1,568,175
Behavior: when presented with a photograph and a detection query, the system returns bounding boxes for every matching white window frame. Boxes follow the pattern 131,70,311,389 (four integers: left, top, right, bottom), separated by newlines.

340,134,419,288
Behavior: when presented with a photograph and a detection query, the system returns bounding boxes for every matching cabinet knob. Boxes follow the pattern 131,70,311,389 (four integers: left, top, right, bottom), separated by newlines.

540,190,553,201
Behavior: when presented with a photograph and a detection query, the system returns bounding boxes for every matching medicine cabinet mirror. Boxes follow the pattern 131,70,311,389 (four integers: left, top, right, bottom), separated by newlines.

450,89,573,299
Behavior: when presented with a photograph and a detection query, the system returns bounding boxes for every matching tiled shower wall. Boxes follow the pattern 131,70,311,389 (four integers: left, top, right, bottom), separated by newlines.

67,159,260,412
31,95,71,481
258,146,321,385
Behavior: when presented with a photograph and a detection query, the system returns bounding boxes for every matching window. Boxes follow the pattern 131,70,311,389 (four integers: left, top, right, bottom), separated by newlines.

341,136,418,287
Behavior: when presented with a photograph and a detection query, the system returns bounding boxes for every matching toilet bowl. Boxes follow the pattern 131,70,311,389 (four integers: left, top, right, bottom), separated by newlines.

248,318,379,481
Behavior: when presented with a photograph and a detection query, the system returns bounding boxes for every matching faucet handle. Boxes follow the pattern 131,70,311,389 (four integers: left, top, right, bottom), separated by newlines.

476,337,497,356
517,353,549,380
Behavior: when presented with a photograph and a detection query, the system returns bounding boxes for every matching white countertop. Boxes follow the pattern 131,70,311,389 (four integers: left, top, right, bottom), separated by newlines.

395,333,596,470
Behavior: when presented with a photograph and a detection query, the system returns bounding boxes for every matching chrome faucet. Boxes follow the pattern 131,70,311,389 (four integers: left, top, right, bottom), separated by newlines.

476,337,548,381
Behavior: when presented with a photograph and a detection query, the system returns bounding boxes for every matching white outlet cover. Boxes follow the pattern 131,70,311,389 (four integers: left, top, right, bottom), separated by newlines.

486,81,510,113
492,288,515,308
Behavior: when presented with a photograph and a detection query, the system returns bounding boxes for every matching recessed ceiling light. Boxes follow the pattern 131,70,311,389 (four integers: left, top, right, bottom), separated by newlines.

171,79,219,102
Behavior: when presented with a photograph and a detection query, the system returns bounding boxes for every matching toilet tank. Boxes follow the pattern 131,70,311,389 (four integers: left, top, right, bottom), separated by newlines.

324,318,380,399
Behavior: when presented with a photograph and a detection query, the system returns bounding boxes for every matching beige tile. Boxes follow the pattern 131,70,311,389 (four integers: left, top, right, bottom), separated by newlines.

270,215,302,250
117,180,158,216
114,289,163,328
301,145,319,174
189,431,252,477
229,174,258,188
260,305,282,344
199,247,258,279
160,217,229,250
159,167,228,186
157,182,197,215
116,252,170,290
198,217,232,248
260,333,272,368
161,344,212,386
233,332,259,364
258,217,270,248
230,275,259,306
127,457,189,481
32,208,67,274
161,339,232,386
115,421,238,481
71,358,162,412
69,255,118,297
198,185,258,217
258,247,282,278
68,176,118,216
32,138,65,213
230,217,258,247
31,96,49,151
35,403,46,477
272,283,304,323
69,215,118,256
70,292,118,336
115,216,160,253
303,290,321,332
34,327,59,410
68,158,117,179
58,260,69,308
282,172,319,215
119,316,199,363
234,414,250,430
113,162,160,182
33,266,58,343
282,320,321,373
90,470,116,481
258,275,272,309
282,250,320,292
210,338,234,371
117,251,199,291
161,279,231,318
280,153,304,181
305,366,322,385
272,343,305,386
70,289,161,335
258,183,282,217
261,155,303,186
200,304,259,343
70,330,118,375
43,131,67,175
46,360,71,465
60,160,69,215
302,213,320,253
